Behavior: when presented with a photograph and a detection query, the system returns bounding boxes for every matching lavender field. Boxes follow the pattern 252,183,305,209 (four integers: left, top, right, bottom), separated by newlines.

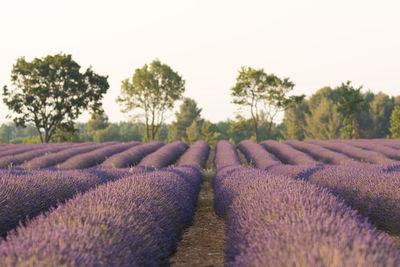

1,139,400,266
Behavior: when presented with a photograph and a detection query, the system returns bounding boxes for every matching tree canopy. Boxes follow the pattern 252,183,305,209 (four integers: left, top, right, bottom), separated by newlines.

168,97,202,141
117,59,185,141
231,66,304,141
283,84,398,140
336,81,366,139
2,53,109,143
390,105,400,139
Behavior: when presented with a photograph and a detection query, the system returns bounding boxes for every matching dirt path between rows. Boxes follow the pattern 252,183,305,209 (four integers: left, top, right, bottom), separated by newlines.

170,151,226,266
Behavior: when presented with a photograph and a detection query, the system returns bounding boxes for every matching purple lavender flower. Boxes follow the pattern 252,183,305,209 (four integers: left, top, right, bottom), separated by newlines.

102,141,164,168
58,142,140,169
0,166,203,266
177,140,210,169
137,141,188,169
237,140,280,169
307,139,396,164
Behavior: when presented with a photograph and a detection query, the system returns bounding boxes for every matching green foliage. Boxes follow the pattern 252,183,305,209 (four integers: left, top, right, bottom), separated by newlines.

231,66,304,141
86,113,109,133
2,53,109,143
0,123,39,143
118,122,145,142
93,124,121,142
51,126,80,143
390,105,400,138
336,81,366,139
186,121,202,144
200,121,221,147
368,92,394,138
282,84,397,140
168,98,202,141
304,98,343,139
117,59,185,141
282,102,308,140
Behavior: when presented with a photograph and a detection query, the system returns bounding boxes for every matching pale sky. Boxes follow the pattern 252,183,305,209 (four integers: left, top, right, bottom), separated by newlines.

0,0,399,124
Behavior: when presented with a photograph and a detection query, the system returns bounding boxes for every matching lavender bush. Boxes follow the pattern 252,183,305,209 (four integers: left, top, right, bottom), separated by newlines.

340,139,400,161
137,141,188,169
237,140,280,169
59,142,140,169
177,140,210,169
285,139,355,165
305,164,400,235
214,140,241,170
21,142,114,169
0,143,85,168
102,141,164,168
0,166,203,266
0,143,68,159
0,167,128,237
213,165,400,266
260,140,317,165
307,139,396,165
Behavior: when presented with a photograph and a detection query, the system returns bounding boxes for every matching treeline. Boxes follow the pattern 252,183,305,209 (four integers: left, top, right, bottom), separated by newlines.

2,53,400,144
0,98,283,145
283,85,400,140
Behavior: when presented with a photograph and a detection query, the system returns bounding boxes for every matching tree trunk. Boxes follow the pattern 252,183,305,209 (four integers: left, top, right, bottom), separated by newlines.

36,127,44,144
266,121,273,141
252,118,258,142
44,130,49,143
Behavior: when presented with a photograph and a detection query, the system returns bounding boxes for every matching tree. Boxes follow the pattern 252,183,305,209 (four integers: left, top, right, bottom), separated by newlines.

0,124,13,143
336,81,366,139
231,66,304,141
282,102,308,140
390,105,400,138
3,53,109,143
93,124,120,142
368,92,394,138
117,59,185,142
86,113,110,133
118,122,145,142
200,121,220,147
304,98,342,139
186,121,202,144
168,98,202,141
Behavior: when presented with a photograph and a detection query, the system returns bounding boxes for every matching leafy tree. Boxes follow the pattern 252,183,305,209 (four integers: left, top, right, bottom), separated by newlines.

186,121,202,144
390,105,400,138
368,92,394,138
357,91,375,138
231,66,304,141
282,102,308,140
51,126,80,143
200,121,220,147
118,122,145,142
0,124,13,143
155,124,169,142
168,98,202,141
304,98,342,139
117,59,185,141
336,81,366,139
86,113,110,133
3,53,109,143
93,124,120,142
227,115,255,144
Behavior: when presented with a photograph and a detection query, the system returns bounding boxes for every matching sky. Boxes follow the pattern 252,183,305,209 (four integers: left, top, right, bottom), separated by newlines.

0,0,399,124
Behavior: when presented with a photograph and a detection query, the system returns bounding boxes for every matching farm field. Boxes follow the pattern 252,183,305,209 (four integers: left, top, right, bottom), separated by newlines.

1,139,400,266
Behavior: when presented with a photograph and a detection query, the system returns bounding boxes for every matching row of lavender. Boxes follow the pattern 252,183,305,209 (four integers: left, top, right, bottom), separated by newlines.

215,140,400,265
0,140,172,169
0,140,210,265
0,140,192,238
239,139,400,235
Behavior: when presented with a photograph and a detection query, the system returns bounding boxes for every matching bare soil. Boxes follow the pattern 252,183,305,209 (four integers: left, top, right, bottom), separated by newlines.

171,150,226,267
